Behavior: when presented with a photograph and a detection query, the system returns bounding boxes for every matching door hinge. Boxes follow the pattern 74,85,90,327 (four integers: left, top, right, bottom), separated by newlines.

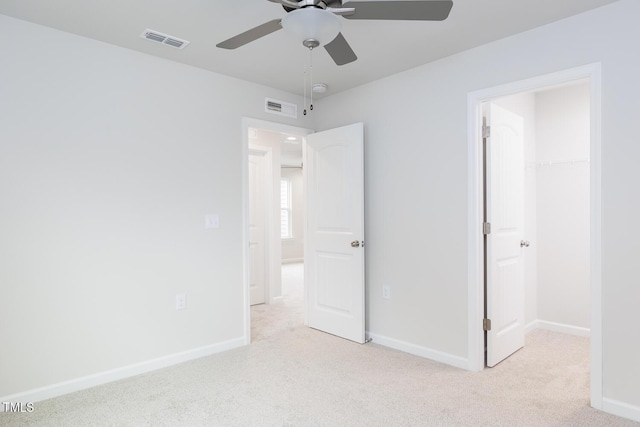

483,318,492,331
483,222,491,235
482,125,491,139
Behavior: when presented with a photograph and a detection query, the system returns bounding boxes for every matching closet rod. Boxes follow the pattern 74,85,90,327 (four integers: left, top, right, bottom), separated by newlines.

536,159,589,167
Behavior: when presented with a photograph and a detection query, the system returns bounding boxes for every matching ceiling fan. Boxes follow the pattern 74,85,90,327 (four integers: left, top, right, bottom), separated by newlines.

217,0,454,66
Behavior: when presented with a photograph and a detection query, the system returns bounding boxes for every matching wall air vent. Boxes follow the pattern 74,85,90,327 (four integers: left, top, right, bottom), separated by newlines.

265,98,297,119
140,29,190,50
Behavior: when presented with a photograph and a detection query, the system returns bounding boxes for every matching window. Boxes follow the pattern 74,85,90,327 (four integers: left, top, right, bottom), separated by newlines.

280,178,293,239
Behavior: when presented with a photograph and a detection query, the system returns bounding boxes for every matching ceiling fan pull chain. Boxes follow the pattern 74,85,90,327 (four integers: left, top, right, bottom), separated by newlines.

303,67,307,116
309,46,314,111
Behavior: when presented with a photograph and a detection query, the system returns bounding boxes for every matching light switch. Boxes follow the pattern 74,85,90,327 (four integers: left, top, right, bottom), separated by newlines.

175,293,186,310
205,214,219,229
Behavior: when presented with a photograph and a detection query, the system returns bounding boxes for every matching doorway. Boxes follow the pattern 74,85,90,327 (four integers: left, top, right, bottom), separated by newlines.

242,118,313,343
243,119,367,345
467,63,603,409
483,81,591,368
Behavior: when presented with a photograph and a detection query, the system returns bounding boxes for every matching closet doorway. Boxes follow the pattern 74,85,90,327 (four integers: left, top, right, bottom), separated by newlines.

467,63,603,408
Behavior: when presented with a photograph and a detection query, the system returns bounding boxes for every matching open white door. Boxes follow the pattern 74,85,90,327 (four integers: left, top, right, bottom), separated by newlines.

305,122,365,343
485,103,525,367
248,148,269,305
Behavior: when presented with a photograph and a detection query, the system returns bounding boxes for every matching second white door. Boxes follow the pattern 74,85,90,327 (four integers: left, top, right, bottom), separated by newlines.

249,148,269,306
485,103,526,367
305,123,365,344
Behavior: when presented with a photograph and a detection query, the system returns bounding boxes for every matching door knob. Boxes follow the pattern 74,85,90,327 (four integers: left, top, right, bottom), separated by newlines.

351,240,360,248
520,240,530,248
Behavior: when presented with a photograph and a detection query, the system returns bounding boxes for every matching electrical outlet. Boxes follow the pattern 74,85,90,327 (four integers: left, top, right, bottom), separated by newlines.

205,214,219,229
175,293,186,310
382,285,391,300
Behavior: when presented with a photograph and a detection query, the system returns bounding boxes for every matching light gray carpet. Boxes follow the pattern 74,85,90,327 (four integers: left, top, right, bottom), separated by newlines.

1,263,637,426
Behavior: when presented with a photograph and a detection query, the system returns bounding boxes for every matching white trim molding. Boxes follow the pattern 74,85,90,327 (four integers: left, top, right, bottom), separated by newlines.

0,337,245,404
602,398,640,423
367,332,469,371
466,63,603,407
525,320,590,337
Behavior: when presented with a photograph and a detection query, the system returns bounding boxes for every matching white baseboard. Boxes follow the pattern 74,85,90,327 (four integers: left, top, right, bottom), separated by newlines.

0,337,245,405
367,332,470,370
524,320,539,334
525,319,590,337
282,258,303,264
602,397,640,422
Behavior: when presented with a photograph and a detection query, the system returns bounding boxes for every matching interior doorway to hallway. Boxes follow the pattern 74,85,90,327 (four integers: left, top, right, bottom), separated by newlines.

243,118,312,343
244,119,366,345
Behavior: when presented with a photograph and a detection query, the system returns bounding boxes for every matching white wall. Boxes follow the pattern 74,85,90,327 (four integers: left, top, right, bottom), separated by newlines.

0,14,311,399
3,0,640,420
281,167,304,263
315,0,640,412
535,83,591,329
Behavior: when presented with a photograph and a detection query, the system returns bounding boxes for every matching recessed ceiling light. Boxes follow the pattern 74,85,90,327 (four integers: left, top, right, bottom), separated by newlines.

283,135,301,145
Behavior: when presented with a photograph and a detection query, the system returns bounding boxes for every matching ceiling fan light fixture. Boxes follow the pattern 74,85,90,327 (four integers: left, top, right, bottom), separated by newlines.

281,7,341,47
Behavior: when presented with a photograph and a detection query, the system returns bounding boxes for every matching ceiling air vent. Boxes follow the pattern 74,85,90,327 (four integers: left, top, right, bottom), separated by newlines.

140,29,190,50
265,98,297,119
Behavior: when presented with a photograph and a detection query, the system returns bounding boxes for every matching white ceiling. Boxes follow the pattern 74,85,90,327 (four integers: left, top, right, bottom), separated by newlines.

251,128,304,167
0,0,618,97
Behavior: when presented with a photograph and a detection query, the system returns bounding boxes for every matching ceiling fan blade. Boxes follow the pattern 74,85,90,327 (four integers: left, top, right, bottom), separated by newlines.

324,33,357,66
342,0,453,21
326,7,356,16
217,19,282,49
267,0,301,8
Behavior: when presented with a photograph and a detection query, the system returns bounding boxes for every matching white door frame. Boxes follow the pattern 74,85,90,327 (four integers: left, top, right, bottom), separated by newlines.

241,117,313,344
467,64,602,408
